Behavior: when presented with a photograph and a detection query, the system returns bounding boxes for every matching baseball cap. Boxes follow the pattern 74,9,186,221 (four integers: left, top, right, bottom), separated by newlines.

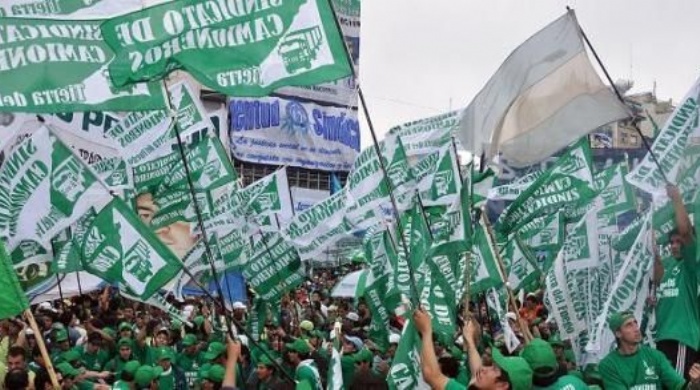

135,366,163,387
232,301,246,310
608,311,635,332
520,339,557,377
353,348,373,363
193,316,205,327
117,338,134,349
203,342,226,361
346,312,359,322
547,334,565,347
203,364,225,382
344,335,363,351
55,362,80,378
258,355,275,368
118,322,132,332
285,339,311,354
389,334,401,344
491,348,533,390
53,329,68,343
182,334,198,347
158,347,175,361
299,320,314,332
122,360,140,375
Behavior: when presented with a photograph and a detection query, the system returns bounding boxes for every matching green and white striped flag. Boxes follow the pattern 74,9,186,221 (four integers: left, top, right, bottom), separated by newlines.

0,126,112,251
101,0,352,95
387,319,429,390
81,198,182,299
469,223,505,295
388,110,460,158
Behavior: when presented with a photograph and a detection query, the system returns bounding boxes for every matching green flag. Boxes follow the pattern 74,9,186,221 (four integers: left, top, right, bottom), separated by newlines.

0,239,29,319
387,320,428,390
0,18,167,113
469,223,504,295
497,138,596,234
101,0,351,96
81,198,183,299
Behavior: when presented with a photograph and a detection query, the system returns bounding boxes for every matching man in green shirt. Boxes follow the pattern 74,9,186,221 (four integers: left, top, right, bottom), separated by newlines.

134,365,163,389
78,332,110,372
654,185,700,379
598,311,698,389
285,338,322,390
254,355,284,389
414,308,533,390
176,334,203,387
520,338,587,389
104,338,137,376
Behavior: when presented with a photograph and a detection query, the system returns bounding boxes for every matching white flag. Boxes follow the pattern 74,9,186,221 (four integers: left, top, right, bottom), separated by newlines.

457,10,629,167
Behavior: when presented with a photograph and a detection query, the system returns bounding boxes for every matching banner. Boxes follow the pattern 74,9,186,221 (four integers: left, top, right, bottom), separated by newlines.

101,0,351,95
387,320,429,390
0,126,112,251
229,96,359,171
242,233,303,302
0,18,167,113
626,77,700,199
0,0,144,18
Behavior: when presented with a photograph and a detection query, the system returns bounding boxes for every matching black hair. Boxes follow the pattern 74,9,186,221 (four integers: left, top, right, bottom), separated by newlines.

496,367,512,389
438,356,460,378
4,369,29,389
121,371,135,382
532,367,559,387
8,345,26,359
34,368,51,390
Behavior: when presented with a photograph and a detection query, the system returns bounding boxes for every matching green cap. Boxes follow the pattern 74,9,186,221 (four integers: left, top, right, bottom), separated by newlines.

55,362,80,378
118,322,132,331
285,339,311,354
299,320,314,332
198,363,212,381
182,334,198,347
608,311,635,332
117,338,134,349
257,356,275,368
54,328,69,343
193,316,205,327
122,360,140,375
310,330,325,340
134,366,163,387
520,339,557,377
158,347,175,361
203,341,226,361
584,363,602,381
103,327,117,339
491,348,533,390
203,364,225,382
170,319,182,330
60,349,81,363
353,348,373,363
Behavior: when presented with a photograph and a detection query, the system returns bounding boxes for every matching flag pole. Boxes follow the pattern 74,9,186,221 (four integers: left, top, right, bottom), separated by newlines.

480,209,533,343
450,137,474,318
325,0,421,307
75,271,83,297
25,309,60,388
570,6,669,184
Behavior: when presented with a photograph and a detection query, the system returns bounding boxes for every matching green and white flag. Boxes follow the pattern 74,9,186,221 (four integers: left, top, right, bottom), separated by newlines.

0,18,167,113
502,237,540,292
81,198,182,299
236,167,293,224
169,80,214,137
388,110,460,158
414,145,461,207
0,239,30,320
518,213,565,273
121,289,191,326
327,326,345,390
387,320,429,390
51,209,97,274
488,170,543,201
0,126,112,251
242,233,302,301
626,77,700,199
497,138,596,233
363,229,398,350
106,110,174,167
486,287,521,353
544,244,586,340
101,0,351,96
0,0,144,19
469,222,505,295
586,213,653,356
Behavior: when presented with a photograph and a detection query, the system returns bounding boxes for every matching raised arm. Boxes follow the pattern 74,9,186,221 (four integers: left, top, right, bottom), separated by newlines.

413,308,450,390
668,185,692,243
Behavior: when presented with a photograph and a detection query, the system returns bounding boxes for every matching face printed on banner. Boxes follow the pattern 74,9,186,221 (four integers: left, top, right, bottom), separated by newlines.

136,192,198,259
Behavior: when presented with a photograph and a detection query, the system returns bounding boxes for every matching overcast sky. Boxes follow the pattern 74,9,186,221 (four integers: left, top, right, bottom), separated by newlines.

357,0,700,148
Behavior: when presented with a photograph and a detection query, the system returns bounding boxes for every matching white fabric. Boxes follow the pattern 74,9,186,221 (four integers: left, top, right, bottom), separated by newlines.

457,11,629,167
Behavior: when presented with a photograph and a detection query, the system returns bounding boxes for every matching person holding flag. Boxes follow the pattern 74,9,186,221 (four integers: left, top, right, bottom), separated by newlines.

654,185,700,379
414,308,533,390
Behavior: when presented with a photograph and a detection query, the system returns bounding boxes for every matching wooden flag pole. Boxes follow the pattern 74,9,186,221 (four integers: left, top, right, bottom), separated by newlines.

25,309,60,388
480,210,533,343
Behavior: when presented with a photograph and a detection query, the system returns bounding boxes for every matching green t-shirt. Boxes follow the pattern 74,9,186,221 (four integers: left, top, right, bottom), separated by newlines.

598,346,685,390
534,374,588,389
79,347,110,372
445,378,466,390
296,360,322,390
112,380,131,390
340,353,356,387
158,367,176,390
656,241,700,349
175,351,203,387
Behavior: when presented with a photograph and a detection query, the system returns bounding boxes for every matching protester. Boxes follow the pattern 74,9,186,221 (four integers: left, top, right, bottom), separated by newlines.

598,311,700,389
653,184,700,379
